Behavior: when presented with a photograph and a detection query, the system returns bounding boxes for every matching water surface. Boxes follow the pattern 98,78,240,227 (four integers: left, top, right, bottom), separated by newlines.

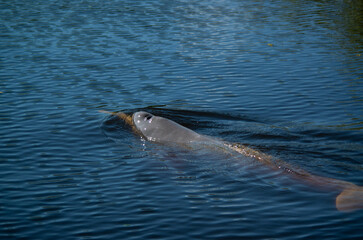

1,0,362,239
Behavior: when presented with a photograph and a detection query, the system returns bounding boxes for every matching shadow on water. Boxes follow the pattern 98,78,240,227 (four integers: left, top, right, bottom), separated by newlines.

283,0,363,48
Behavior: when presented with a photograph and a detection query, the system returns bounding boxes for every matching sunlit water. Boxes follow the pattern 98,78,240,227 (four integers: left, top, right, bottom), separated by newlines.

1,0,362,239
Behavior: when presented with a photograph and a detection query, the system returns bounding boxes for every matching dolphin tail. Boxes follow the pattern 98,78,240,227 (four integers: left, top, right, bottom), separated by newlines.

336,186,363,212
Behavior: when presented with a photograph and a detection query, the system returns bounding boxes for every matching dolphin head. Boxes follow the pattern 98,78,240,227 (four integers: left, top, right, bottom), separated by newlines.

132,111,155,138
132,111,203,143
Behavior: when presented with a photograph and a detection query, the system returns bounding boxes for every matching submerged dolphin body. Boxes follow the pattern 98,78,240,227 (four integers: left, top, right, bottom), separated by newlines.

101,110,363,212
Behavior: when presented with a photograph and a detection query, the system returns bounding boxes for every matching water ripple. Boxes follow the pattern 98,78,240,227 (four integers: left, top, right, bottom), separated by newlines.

1,0,363,239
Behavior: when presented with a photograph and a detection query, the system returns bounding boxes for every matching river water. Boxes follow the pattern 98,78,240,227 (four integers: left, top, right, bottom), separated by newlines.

1,0,362,239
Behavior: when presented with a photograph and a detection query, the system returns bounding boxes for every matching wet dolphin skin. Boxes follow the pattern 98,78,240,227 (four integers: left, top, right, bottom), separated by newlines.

101,110,363,212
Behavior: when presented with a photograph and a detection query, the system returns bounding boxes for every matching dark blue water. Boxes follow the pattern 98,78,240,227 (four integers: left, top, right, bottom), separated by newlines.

1,0,362,239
